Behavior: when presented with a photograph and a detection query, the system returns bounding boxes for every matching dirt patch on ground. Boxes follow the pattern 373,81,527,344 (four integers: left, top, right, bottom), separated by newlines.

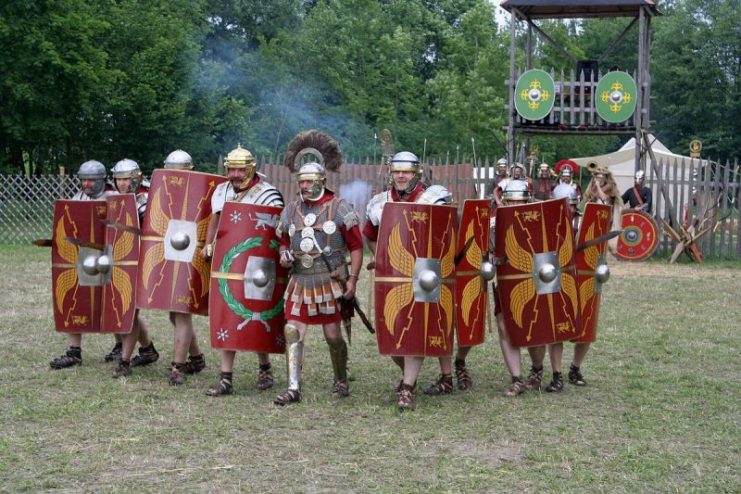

442,440,522,469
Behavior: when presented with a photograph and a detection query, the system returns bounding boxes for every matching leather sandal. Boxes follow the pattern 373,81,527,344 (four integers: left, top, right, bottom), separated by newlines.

206,378,233,397
423,374,453,396
274,389,301,406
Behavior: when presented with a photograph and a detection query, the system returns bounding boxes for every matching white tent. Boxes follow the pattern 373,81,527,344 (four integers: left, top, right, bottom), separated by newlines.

568,134,694,196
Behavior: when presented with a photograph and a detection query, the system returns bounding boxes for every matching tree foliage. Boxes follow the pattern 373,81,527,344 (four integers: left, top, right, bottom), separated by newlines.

0,0,737,174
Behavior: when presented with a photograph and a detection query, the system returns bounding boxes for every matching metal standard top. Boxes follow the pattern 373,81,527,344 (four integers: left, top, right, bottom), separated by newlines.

499,0,661,19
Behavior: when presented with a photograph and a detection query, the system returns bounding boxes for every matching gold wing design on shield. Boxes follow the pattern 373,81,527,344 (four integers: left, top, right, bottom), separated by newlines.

112,267,132,315
113,229,134,263
383,283,413,336
55,218,77,265
389,223,414,277
148,188,169,236
440,234,455,279
196,215,209,243
141,243,164,289
464,222,482,267
504,225,535,328
55,268,78,313
192,251,210,299
582,223,600,269
461,276,481,326
580,277,595,312
558,233,573,269
440,284,454,336
561,271,579,316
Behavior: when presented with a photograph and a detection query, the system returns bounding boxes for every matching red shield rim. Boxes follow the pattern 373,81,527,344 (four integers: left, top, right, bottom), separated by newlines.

616,210,659,262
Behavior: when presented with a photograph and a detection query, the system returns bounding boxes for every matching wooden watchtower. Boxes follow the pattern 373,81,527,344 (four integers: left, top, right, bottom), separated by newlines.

500,0,661,168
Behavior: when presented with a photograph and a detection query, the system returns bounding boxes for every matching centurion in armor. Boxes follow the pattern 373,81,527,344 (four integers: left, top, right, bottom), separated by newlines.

273,130,364,406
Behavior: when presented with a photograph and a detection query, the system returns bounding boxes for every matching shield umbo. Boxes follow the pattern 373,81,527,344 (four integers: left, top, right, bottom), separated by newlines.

573,203,612,343
616,210,659,262
514,69,556,121
494,198,581,347
375,202,457,357
596,71,638,123
209,203,287,354
51,199,108,333
137,169,227,315
100,194,140,334
455,199,491,347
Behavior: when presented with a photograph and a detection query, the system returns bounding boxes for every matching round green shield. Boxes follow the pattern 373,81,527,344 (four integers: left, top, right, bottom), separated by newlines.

596,71,637,123
514,69,555,121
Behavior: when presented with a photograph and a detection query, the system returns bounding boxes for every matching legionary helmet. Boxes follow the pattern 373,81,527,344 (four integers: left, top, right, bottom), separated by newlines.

552,183,579,205
224,144,257,190
77,160,107,198
635,170,645,181
511,162,527,179
389,151,422,192
496,158,508,176
560,165,573,177
163,149,194,170
539,163,551,176
284,130,342,202
502,179,530,204
111,158,143,193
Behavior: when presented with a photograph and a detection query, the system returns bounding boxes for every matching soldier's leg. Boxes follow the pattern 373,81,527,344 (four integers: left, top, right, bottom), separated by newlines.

323,321,349,398
496,314,525,396
256,352,273,391
114,316,141,378
423,356,453,396
569,343,590,386
398,356,424,410
206,350,236,397
545,343,564,393
169,312,194,385
454,345,474,390
131,310,159,367
184,321,205,374
274,321,305,405
525,345,546,391
50,333,83,369
104,334,123,362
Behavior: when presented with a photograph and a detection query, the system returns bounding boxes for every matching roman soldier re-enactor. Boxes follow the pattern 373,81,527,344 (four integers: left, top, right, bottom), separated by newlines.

364,151,457,411
162,150,208,385
621,169,652,213
201,144,285,397
533,163,555,201
49,160,117,369
274,130,363,406
109,159,160,378
486,157,509,206
554,161,583,204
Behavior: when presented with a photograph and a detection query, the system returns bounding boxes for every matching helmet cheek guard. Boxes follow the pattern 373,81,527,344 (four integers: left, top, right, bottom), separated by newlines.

111,158,142,193
225,145,257,190
297,162,327,202
77,160,107,198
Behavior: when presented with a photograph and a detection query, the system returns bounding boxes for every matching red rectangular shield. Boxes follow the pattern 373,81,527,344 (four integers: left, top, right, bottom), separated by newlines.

209,203,287,354
137,169,227,315
573,203,612,343
455,199,491,347
100,194,140,334
374,202,457,357
494,198,581,347
51,199,107,333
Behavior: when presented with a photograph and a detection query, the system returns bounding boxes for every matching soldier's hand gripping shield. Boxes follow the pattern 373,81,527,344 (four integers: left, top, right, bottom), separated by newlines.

100,194,141,333
51,199,108,332
455,199,493,347
374,202,457,357
136,168,227,315
573,203,612,343
209,202,287,354
494,197,582,347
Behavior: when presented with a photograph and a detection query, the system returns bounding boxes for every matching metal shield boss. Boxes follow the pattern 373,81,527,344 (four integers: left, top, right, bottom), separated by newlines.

137,169,227,315
455,199,491,347
616,210,659,262
51,199,108,333
595,71,637,123
514,69,555,121
209,203,287,354
100,194,140,334
374,202,457,357
573,203,612,344
494,198,581,347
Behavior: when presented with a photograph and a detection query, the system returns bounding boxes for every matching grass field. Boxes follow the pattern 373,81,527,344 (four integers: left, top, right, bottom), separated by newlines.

0,245,739,493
